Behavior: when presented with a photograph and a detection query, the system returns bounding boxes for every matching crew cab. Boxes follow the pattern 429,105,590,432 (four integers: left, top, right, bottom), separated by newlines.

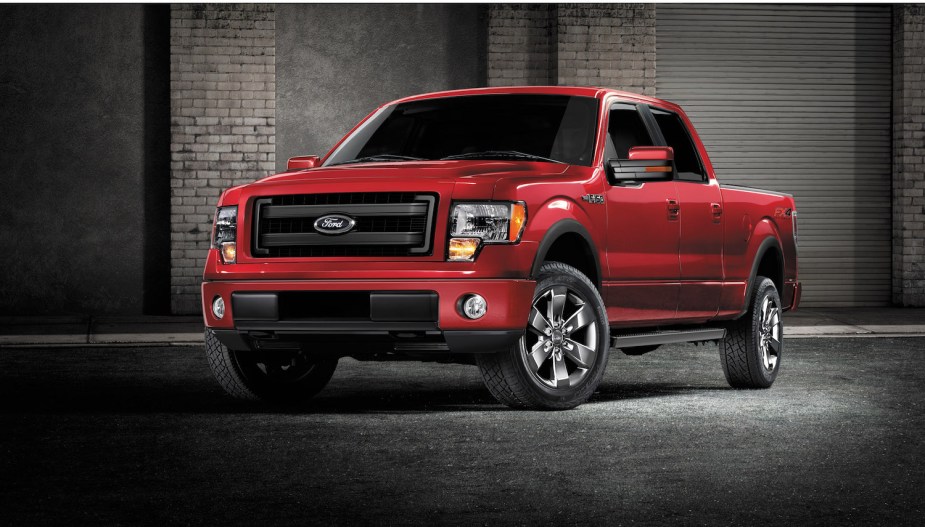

202,86,800,409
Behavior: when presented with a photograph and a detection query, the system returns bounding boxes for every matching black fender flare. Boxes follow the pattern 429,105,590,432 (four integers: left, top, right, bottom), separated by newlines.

739,236,783,318
530,219,602,289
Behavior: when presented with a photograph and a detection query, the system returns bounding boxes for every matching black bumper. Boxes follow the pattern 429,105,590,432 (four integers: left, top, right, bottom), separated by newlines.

212,328,522,355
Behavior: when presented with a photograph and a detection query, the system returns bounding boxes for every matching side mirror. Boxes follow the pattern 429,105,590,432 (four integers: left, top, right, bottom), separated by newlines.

608,146,675,183
287,155,321,171
628,146,674,161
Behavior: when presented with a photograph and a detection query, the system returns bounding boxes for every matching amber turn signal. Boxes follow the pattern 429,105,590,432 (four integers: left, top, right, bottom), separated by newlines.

448,238,480,261
221,242,237,264
509,203,527,242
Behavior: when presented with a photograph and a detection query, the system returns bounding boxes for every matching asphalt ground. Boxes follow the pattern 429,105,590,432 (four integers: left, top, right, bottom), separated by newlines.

1,338,923,525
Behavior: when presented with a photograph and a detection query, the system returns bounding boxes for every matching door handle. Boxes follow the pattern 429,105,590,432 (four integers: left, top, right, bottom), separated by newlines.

667,199,680,221
711,203,723,223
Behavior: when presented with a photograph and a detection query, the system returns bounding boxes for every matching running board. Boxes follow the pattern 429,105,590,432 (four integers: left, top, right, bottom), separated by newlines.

612,328,726,348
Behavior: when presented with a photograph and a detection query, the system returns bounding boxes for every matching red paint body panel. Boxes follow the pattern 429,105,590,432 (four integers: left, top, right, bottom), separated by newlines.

203,86,800,337
603,178,680,324
676,179,725,321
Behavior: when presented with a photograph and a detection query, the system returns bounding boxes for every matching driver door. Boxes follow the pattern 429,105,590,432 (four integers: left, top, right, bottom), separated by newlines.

603,102,680,326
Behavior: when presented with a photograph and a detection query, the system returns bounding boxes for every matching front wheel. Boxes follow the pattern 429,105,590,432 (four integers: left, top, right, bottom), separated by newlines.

719,276,783,388
476,262,611,410
205,329,338,403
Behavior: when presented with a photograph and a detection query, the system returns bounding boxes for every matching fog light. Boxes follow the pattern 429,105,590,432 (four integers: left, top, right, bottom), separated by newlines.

448,238,480,261
460,294,487,320
221,242,236,264
212,296,225,319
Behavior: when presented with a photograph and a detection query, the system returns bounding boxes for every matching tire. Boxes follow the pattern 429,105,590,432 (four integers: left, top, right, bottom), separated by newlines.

719,276,783,388
205,329,338,403
476,262,611,410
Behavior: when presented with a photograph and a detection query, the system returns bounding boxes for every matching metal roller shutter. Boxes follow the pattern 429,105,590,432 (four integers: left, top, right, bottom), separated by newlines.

656,4,892,307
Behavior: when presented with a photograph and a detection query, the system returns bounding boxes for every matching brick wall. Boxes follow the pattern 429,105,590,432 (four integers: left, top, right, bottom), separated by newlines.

556,4,655,94
892,5,925,307
487,3,655,94
488,4,557,86
169,4,276,314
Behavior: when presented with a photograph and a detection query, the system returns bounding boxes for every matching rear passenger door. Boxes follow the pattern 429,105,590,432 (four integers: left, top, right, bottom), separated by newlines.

604,102,680,326
648,106,724,321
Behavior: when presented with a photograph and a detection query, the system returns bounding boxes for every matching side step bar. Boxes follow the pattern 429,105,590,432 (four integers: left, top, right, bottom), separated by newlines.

612,328,726,349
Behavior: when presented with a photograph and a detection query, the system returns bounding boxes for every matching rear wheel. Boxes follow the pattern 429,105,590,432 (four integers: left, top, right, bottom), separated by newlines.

476,262,610,410
719,276,782,388
205,329,338,403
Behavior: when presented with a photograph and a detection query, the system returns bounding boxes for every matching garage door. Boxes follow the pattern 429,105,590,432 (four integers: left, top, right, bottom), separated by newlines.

656,4,892,307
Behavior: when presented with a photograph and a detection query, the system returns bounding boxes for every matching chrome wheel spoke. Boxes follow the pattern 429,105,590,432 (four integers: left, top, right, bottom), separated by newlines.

548,287,567,322
528,307,552,336
768,336,781,354
563,339,595,369
551,353,569,388
564,304,593,333
529,340,550,371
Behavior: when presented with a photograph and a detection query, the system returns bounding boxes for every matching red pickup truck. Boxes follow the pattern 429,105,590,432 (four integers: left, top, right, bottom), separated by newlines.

202,86,800,409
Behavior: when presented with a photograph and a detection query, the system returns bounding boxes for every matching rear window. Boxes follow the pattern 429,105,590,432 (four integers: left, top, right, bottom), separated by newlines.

650,107,705,182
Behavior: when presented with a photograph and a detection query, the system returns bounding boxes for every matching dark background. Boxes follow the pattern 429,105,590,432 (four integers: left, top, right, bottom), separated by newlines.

0,5,170,315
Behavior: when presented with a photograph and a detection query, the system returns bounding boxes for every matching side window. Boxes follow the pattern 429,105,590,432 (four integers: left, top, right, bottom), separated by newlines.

605,103,654,160
650,107,705,182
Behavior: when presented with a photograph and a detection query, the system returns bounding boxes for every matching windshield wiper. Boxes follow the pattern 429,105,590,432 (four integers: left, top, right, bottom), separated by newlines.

440,151,565,164
329,154,425,166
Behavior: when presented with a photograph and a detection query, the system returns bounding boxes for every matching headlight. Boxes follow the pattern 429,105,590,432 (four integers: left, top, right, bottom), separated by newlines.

447,202,526,261
212,206,237,264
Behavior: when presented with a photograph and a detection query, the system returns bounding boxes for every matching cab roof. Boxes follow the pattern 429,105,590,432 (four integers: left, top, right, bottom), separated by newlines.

390,86,673,108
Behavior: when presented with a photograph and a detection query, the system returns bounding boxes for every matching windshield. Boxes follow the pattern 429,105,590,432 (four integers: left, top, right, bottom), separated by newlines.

324,94,599,167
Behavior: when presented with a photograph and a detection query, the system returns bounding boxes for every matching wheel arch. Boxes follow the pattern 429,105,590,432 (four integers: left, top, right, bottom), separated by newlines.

740,235,784,318
530,219,602,290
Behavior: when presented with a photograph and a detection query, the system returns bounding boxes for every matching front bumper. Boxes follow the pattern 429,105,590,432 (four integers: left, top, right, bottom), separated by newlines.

202,279,535,354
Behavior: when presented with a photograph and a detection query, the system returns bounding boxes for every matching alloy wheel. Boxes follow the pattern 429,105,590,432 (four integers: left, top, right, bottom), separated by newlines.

520,286,598,389
757,295,782,372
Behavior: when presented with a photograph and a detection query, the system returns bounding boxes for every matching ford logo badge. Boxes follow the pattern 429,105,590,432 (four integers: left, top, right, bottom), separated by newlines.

314,214,356,235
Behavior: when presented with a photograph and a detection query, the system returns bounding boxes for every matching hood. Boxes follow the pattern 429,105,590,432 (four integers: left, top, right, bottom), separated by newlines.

252,160,571,187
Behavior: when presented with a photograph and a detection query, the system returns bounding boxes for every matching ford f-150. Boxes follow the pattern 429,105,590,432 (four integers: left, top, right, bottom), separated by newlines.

202,86,800,409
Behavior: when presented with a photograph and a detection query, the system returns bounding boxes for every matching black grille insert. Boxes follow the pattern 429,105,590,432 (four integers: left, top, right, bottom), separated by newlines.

252,192,437,258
